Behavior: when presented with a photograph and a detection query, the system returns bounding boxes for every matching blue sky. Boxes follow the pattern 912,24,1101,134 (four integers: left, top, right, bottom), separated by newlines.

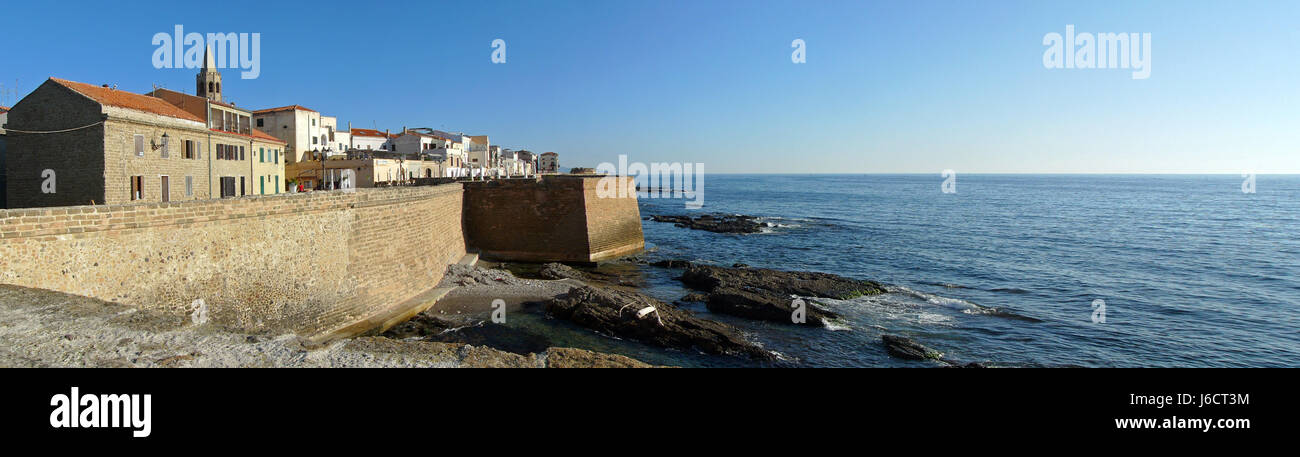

3,0,1297,173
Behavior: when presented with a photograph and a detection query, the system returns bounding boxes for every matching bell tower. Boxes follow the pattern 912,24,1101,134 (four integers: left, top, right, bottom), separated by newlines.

196,44,223,102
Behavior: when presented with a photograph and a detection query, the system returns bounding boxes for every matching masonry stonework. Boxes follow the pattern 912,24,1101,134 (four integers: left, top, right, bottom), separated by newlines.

0,184,465,335
462,175,644,263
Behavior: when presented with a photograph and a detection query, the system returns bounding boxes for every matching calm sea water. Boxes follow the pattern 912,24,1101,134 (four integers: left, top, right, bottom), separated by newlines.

622,174,1300,367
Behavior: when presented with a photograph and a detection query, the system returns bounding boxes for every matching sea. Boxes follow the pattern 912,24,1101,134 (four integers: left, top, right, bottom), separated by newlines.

479,174,1300,367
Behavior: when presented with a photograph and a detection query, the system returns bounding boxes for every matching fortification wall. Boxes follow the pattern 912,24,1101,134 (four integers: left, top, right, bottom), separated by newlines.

0,184,465,335
462,175,644,263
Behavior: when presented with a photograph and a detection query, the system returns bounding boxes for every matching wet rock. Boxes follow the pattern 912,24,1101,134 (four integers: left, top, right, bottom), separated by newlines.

680,264,886,300
545,286,772,360
648,214,764,234
881,334,943,361
706,287,839,326
679,293,709,303
539,262,586,281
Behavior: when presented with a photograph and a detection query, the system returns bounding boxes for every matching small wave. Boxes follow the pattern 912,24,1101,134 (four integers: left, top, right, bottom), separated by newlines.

989,287,1031,295
920,281,973,289
822,320,852,331
886,285,982,310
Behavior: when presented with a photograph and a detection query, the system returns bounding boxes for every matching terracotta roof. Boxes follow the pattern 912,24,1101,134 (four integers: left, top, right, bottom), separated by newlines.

253,105,317,114
49,78,204,123
350,128,393,138
398,130,450,141
0,106,9,113
210,128,287,145
149,87,240,110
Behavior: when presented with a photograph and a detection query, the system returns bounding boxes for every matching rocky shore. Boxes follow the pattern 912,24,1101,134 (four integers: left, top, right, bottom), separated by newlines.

653,261,886,327
0,284,650,368
545,285,773,360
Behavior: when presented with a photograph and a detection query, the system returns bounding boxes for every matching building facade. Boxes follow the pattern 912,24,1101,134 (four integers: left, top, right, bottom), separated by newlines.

539,151,559,174
252,105,350,163
5,75,285,208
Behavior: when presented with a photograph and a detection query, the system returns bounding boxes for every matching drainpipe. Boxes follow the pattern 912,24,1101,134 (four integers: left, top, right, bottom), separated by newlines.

206,101,214,198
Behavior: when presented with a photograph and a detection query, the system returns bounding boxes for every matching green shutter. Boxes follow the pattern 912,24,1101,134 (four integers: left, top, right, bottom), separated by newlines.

260,176,265,195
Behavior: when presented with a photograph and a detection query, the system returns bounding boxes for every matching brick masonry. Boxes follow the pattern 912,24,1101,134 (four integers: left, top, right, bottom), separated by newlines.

462,175,644,263
0,184,465,335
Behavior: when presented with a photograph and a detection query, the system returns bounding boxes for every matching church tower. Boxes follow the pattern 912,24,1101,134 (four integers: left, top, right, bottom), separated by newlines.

196,45,223,102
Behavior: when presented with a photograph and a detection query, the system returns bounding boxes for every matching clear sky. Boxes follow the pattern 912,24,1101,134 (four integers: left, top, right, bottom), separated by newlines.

2,0,1297,173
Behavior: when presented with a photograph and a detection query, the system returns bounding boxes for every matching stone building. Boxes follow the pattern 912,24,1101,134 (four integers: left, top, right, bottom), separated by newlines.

4,77,285,208
252,105,349,163
539,151,559,174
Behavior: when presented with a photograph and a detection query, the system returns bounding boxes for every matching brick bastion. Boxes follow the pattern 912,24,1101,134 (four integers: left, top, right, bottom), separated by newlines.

0,175,644,336
462,175,645,264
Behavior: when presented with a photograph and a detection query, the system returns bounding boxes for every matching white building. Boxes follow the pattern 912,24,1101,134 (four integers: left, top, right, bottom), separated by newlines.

349,128,395,152
252,105,349,162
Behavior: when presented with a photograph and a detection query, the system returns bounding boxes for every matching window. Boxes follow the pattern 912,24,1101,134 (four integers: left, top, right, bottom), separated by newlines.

134,135,144,157
312,137,318,145
239,146,245,161
160,176,170,202
260,148,265,163
130,176,143,200
220,177,236,198
311,118,315,126
185,176,193,196
256,118,264,127
160,136,169,158
260,176,265,195
184,140,194,159
274,176,280,193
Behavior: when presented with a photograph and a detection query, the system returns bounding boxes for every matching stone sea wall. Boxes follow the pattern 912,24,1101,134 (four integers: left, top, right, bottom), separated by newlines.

0,184,466,335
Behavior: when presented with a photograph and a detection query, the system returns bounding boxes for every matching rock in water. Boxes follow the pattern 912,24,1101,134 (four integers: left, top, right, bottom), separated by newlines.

679,293,710,303
539,262,586,280
667,263,885,326
706,287,839,326
648,214,764,234
545,286,773,360
680,264,885,300
881,334,943,361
